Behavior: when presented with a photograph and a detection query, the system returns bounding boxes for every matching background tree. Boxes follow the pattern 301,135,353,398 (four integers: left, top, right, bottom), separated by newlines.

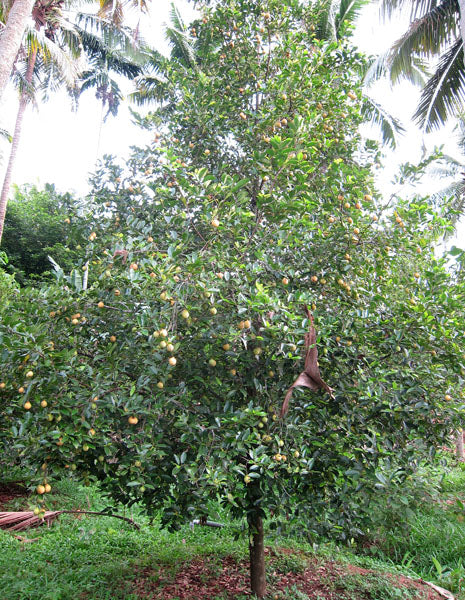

1,183,86,283
0,1,464,597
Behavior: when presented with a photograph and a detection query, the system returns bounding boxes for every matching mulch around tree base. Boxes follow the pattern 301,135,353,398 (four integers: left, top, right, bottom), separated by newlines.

128,551,452,600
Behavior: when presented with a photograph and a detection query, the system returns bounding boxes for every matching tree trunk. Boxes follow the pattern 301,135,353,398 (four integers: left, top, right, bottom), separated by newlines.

0,0,37,103
459,0,465,66
456,429,464,461
248,513,266,598
0,47,37,243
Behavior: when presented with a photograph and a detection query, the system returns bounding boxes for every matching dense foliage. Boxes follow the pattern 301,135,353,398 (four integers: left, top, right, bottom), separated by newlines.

1,184,86,282
0,0,464,595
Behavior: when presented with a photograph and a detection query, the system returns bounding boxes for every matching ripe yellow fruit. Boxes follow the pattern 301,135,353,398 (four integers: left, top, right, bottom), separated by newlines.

181,309,190,319
166,343,175,352
26,370,34,378
160,328,168,337
44,483,51,493
328,216,335,223
282,277,289,285
160,291,168,300
130,263,138,270
445,394,452,401
355,202,361,209
114,289,121,296
311,275,318,283
230,369,237,376
0,382,5,389
344,202,351,209
71,318,79,325
24,401,32,410
110,335,116,343
223,344,231,351
278,439,284,447
347,91,357,100
36,485,46,495
413,272,420,279
157,382,164,389
128,416,139,425
364,194,372,202
40,400,47,408
159,341,167,349
97,301,105,308
168,357,177,366
208,358,217,367
243,319,251,329
18,387,25,394
244,475,251,484
211,218,220,228
239,112,247,120
210,307,218,315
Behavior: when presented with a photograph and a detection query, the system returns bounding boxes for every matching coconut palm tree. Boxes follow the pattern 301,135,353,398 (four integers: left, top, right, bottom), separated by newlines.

0,0,83,242
375,0,465,132
0,0,36,102
0,2,146,243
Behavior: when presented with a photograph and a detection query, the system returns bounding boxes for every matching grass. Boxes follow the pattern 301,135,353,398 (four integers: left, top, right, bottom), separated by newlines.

1,463,465,599
0,479,247,600
353,461,465,597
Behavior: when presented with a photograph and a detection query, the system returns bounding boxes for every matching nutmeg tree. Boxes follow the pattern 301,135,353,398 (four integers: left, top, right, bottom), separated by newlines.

1,0,464,597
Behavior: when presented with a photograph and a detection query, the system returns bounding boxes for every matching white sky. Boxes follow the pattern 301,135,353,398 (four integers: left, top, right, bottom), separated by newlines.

0,0,463,247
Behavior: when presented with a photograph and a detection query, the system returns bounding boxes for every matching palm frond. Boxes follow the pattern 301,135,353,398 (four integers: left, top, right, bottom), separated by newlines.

388,0,458,85
164,3,198,69
335,0,369,38
0,127,12,142
361,51,429,88
74,13,146,54
313,0,338,41
381,0,450,21
414,39,465,131
35,29,82,86
361,95,406,148
129,73,170,105
427,153,464,176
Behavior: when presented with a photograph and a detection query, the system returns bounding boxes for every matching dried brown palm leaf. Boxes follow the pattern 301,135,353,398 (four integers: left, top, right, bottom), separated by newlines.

280,305,334,418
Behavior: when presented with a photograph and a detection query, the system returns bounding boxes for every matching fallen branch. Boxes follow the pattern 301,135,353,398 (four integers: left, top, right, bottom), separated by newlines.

0,509,140,532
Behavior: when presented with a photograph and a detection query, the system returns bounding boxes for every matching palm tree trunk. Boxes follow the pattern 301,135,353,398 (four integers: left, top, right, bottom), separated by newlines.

0,0,36,103
0,48,37,243
459,1,465,63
